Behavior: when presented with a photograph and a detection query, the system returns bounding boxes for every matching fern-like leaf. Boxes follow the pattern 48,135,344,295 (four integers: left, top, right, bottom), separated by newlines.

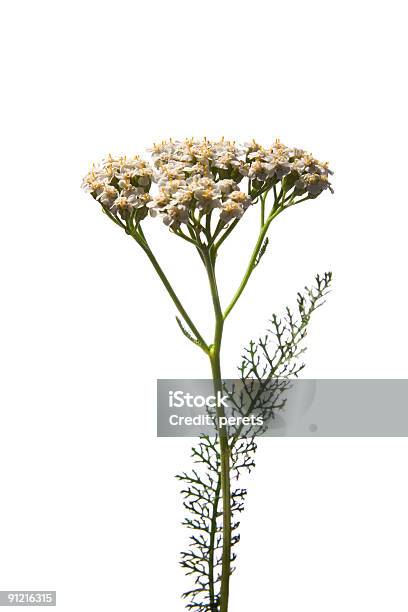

179,272,333,611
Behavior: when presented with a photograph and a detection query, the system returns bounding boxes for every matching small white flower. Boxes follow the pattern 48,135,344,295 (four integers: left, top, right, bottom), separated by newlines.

194,187,222,212
273,159,291,179
123,190,146,209
162,205,189,228
98,185,119,207
220,200,245,224
149,190,172,212
228,190,252,210
217,179,238,194
111,196,129,212
82,177,105,196
297,173,333,196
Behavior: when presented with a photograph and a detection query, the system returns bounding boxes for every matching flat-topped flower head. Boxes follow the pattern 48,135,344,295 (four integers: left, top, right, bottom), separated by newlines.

82,138,333,236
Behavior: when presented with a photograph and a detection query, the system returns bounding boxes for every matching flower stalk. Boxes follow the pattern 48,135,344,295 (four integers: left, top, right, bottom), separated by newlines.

132,227,209,352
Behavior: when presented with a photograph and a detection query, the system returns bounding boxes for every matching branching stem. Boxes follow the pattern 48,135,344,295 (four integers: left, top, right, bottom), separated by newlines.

133,228,209,353
116,186,311,612
223,205,283,319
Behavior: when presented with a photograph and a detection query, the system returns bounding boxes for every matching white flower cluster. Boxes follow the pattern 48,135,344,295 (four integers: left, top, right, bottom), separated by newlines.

148,139,251,226
82,139,333,230
149,174,252,226
81,154,153,217
245,139,334,197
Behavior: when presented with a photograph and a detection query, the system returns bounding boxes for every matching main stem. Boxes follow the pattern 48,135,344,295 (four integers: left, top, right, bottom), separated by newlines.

203,249,231,612
210,350,231,612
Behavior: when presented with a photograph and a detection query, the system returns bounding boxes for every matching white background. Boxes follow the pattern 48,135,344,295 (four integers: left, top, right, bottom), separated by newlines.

1,1,408,610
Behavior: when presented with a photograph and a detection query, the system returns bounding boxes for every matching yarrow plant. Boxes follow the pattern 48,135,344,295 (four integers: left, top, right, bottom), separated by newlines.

82,138,333,612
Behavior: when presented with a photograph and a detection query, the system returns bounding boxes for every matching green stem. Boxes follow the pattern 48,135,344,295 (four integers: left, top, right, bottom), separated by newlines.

210,351,231,612
260,192,266,226
208,474,222,610
202,248,231,612
133,229,209,352
223,206,283,320
213,219,240,251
